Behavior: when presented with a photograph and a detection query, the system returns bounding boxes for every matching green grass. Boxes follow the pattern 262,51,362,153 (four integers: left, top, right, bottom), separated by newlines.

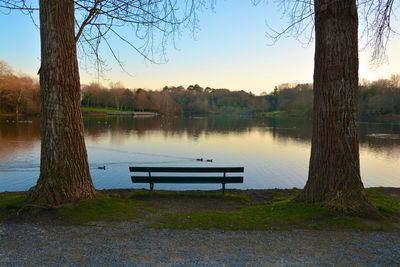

152,197,331,230
81,106,134,113
128,190,250,203
56,194,144,224
0,192,26,207
152,189,400,231
0,192,26,219
366,188,400,216
0,192,144,224
0,188,398,230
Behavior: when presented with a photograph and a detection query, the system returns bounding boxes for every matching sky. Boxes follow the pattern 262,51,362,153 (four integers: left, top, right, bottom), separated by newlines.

1,1,400,94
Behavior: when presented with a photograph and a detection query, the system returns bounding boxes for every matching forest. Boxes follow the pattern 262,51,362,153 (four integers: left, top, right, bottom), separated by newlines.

1,61,399,118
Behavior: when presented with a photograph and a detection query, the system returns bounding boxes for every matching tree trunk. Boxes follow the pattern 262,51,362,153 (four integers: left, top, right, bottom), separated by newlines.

29,0,96,207
298,0,376,215
16,89,22,116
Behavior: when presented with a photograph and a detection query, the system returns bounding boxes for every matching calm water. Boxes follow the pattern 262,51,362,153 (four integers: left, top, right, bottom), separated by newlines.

0,116,399,192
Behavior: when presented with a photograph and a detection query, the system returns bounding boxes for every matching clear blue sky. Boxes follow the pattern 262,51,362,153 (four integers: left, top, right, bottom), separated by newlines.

1,1,400,94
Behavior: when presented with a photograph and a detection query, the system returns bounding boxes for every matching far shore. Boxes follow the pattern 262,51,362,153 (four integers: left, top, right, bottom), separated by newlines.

0,108,159,118
2,110,399,122
81,110,159,117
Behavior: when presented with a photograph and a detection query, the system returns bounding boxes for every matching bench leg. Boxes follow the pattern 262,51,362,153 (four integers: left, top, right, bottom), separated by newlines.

150,183,154,191
222,183,225,194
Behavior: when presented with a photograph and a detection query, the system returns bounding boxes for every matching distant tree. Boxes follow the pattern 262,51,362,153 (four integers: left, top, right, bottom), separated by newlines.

360,76,400,117
0,60,13,77
0,62,40,115
266,86,279,111
277,84,313,117
135,89,149,111
109,83,127,110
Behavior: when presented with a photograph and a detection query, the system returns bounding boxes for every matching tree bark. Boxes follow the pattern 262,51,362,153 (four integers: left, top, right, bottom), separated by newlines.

29,0,96,207
298,0,376,215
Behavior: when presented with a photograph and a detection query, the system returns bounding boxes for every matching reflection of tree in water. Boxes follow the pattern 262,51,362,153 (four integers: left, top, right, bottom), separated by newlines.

360,135,400,157
0,118,40,160
359,122,400,156
1,116,400,158
360,138,400,158
265,118,312,145
83,116,262,139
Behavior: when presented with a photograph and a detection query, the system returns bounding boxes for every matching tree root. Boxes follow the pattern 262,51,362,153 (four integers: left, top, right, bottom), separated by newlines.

296,189,380,218
27,181,97,208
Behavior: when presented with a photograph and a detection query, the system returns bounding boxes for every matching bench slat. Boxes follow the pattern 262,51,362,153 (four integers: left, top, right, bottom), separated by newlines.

129,167,244,173
131,176,244,183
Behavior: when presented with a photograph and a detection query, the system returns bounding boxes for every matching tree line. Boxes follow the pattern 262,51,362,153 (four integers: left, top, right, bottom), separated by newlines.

2,62,399,120
0,61,40,115
81,83,269,115
269,75,400,119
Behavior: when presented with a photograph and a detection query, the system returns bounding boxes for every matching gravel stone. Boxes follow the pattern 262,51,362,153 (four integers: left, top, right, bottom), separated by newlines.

0,223,399,266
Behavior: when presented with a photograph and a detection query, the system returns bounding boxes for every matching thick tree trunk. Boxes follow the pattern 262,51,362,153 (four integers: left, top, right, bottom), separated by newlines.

29,0,96,206
298,0,375,215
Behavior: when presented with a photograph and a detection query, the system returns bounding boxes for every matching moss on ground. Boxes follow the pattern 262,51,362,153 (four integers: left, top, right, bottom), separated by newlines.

0,188,399,230
0,192,26,219
128,190,249,203
151,189,400,231
152,196,331,230
56,194,144,224
0,192,144,224
366,188,400,216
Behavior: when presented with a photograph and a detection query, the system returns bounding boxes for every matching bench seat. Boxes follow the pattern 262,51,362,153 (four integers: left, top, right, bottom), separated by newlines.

130,166,244,192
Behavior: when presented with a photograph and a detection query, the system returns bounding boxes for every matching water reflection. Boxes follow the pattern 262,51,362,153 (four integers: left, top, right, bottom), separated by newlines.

0,116,399,192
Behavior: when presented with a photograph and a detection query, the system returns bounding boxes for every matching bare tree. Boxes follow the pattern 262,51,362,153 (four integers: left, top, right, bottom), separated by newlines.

0,60,13,76
0,0,209,206
255,0,398,215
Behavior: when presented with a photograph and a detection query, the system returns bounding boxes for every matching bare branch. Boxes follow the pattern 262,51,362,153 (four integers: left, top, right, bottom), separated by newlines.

359,0,399,63
255,0,399,63
1,0,212,77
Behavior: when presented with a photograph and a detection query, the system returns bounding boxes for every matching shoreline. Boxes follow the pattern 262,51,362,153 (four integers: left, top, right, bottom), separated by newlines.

1,186,398,196
1,111,399,121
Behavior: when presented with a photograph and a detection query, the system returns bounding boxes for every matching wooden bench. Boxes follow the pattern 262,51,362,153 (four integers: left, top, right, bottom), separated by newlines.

130,167,244,193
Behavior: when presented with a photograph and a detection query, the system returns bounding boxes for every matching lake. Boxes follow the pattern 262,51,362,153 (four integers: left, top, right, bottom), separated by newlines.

0,116,399,192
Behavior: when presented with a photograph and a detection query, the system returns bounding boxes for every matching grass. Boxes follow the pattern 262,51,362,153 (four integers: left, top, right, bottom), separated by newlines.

151,189,400,231
128,190,249,203
366,188,400,216
0,192,144,224
56,194,144,224
0,192,26,219
0,188,399,230
152,195,331,230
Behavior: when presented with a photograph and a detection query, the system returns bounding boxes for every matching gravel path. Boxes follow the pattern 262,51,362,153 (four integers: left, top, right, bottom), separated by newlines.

0,223,399,266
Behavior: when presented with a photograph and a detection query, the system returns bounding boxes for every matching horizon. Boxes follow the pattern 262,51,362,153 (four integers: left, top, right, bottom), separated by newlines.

2,61,398,97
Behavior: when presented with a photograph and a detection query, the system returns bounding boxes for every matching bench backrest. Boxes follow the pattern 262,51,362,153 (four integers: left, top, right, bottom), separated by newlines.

129,167,244,173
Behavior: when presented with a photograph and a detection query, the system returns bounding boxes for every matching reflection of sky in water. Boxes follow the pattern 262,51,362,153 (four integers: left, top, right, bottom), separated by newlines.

0,117,399,192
